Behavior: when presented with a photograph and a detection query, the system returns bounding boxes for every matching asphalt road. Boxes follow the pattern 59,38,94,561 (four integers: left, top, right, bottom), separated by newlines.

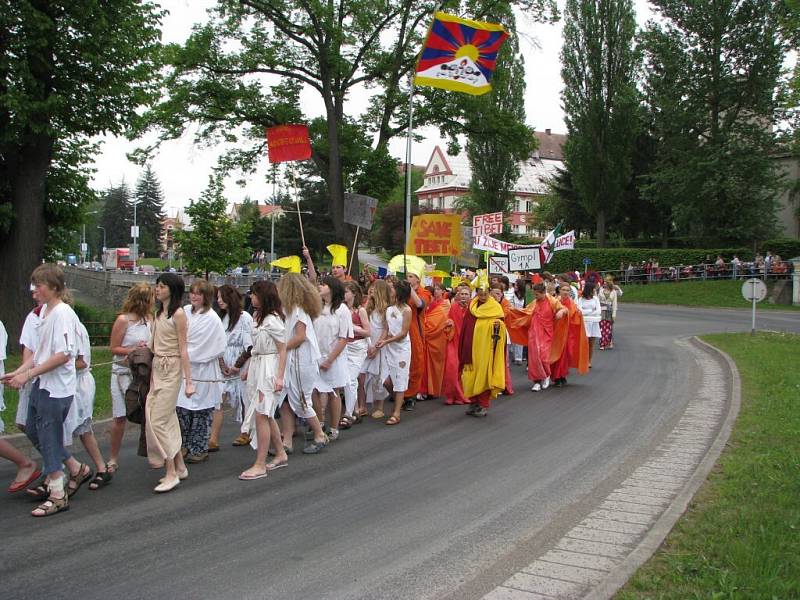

1,305,797,600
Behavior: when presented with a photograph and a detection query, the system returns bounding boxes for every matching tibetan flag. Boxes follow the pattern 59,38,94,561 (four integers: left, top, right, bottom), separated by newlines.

266,124,312,163
414,12,509,96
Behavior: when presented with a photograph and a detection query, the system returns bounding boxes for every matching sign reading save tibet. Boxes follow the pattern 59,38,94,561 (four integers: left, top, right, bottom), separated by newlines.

406,214,462,256
343,193,378,230
266,124,312,163
472,212,503,239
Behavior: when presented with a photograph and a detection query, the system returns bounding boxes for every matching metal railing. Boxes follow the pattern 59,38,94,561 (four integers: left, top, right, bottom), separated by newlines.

600,262,793,285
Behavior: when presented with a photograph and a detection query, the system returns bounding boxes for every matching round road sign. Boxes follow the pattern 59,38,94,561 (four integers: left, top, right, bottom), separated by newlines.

741,278,767,302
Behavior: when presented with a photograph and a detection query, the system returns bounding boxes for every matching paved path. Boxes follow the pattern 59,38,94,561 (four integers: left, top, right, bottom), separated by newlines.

1,305,797,600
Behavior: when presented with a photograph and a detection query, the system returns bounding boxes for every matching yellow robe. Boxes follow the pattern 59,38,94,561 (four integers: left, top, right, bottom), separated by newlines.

461,297,507,400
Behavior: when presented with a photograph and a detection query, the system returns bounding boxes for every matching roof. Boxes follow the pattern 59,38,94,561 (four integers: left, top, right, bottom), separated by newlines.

416,136,566,197
229,203,284,220
533,129,567,161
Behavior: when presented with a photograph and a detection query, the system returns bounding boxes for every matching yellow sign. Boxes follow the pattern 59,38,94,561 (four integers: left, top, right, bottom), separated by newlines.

405,214,462,256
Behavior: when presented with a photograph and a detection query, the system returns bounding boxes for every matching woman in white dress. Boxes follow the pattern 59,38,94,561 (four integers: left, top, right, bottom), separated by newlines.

360,280,391,419
313,276,353,441
577,281,602,367
277,273,329,455
63,320,113,491
108,283,153,470
376,279,411,426
340,281,370,428
238,280,287,480
175,280,227,463
211,284,253,450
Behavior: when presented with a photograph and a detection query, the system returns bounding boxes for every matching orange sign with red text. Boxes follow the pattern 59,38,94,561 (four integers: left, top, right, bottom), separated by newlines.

405,214,462,256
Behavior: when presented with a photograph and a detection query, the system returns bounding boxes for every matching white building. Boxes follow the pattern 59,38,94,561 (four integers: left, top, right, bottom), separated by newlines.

415,129,567,237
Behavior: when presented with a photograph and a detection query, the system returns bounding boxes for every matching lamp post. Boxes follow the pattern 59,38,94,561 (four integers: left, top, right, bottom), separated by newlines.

132,198,139,273
97,226,106,269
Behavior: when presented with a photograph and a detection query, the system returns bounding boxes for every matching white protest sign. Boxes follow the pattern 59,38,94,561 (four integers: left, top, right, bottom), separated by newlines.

473,234,533,254
508,246,541,271
472,212,503,240
554,230,575,251
488,256,509,274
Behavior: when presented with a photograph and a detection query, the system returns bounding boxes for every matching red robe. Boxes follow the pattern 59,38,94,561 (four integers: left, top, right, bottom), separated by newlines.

442,301,468,404
420,297,450,397
405,286,432,398
550,297,590,379
507,295,565,382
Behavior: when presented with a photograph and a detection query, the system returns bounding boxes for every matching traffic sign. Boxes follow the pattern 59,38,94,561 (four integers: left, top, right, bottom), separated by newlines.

741,278,767,302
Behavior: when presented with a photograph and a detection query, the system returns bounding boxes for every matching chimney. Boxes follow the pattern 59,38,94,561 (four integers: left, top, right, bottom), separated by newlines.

545,128,551,135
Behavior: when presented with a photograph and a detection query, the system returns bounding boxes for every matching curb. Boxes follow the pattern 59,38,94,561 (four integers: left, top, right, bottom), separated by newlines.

582,336,742,599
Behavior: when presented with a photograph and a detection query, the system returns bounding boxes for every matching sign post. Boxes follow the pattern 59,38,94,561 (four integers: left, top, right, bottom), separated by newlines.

741,277,767,335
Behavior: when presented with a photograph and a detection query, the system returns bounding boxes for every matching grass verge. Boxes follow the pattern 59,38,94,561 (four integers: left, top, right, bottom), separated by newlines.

619,279,800,310
616,331,800,599
2,347,114,434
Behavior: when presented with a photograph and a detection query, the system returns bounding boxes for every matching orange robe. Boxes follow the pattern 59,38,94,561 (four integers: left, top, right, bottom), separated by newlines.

405,286,432,398
421,297,450,397
550,297,590,378
506,295,566,382
443,301,468,404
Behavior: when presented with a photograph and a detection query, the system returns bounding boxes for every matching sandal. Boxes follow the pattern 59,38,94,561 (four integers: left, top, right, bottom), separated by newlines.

339,416,354,430
67,464,92,498
371,410,385,419
106,460,119,473
232,433,251,447
385,415,400,426
88,471,113,490
26,481,49,501
32,494,69,517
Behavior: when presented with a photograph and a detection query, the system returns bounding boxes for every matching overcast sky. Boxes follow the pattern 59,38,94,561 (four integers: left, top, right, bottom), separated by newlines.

90,0,654,215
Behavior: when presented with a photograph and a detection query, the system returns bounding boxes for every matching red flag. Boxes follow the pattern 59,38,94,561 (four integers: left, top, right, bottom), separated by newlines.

266,124,312,163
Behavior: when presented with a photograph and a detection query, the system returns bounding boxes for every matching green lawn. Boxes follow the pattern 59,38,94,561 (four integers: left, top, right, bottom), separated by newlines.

617,332,800,599
619,279,800,310
2,347,114,434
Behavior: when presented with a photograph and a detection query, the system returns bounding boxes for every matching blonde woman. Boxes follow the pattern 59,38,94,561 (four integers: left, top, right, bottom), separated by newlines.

108,283,153,471
361,280,391,418
176,280,227,464
276,273,328,455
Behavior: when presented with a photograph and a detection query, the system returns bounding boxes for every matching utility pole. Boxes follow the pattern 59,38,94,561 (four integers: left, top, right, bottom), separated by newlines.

132,198,139,272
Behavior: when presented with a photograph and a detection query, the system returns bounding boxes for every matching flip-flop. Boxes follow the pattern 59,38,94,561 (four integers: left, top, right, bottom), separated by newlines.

8,468,42,494
265,460,288,471
238,471,268,481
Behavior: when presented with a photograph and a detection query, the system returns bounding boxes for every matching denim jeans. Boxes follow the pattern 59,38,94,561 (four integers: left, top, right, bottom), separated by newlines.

26,380,73,475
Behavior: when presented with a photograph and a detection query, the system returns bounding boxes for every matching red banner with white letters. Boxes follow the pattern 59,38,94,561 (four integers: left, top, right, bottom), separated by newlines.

266,124,312,163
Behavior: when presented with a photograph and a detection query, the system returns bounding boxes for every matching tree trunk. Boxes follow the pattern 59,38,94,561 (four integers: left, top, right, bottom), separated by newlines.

0,132,53,348
596,208,607,248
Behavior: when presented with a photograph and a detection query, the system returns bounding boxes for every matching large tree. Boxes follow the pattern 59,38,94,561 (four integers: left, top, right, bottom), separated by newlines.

137,0,557,272
133,165,167,257
560,0,639,247
0,0,162,343
641,0,787,244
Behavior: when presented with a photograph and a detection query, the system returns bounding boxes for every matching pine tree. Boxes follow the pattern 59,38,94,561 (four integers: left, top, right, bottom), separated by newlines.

560,0,639,247
100,183,133,248
133,165,166,257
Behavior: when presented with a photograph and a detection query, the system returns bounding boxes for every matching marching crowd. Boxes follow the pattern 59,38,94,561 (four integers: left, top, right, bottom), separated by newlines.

0,246,621,517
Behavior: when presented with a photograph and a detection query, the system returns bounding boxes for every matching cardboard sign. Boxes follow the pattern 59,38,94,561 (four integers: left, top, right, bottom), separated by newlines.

343,193,379,229
508,246,541,271
472,212,503,239
488,256,509,274
405,214,463,256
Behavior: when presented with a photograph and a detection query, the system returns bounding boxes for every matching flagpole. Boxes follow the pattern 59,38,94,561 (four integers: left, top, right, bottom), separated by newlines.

348,226,360,276
403,79,415,276
290,165,307,248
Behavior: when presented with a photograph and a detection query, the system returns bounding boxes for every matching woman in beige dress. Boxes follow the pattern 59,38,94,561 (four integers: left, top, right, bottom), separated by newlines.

147,273,194,493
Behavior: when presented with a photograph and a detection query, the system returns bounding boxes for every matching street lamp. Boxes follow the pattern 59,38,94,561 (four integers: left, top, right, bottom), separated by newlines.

97,226,106,270
132,198,139,273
